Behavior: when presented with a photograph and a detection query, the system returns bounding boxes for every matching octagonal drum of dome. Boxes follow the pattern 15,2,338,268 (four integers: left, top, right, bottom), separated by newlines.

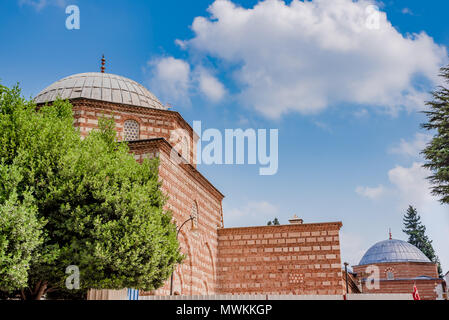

358,239,431,266
34,72,167,110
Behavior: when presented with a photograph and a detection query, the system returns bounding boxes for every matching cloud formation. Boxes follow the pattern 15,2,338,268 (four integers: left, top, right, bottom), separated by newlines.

148,57,192,106
388,162,434,208
355,185,386,199
224,201,279,227
196,68,226,102
357,160,449,269
18,0,67,11
340,231,368,266
388,162,449,270
389,132,432,158
148,57,225,106
180,0,447,118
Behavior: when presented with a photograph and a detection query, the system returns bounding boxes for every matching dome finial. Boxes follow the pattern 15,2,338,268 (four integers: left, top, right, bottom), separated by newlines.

389,228,392,240
101,54,106,73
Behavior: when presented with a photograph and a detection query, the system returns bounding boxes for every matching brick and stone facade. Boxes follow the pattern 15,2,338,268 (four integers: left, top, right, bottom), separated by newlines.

36,72,346,297
352,242,444,300
67,97,346,296
128,139,224,295
217,222,343,295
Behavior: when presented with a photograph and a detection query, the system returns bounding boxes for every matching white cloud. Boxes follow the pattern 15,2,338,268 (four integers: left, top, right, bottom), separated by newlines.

148,57,192,106
355,185,386,199
180,0,447,118
147,57,226,106
224,201,279,227
389,132,432,158
196,68,226,102
388,162,449,271
340,231,368,267
401,8,414,16
18,0,67,11
313,121,332,133
354,109,369,118
388,162,434,207
356,161,449,271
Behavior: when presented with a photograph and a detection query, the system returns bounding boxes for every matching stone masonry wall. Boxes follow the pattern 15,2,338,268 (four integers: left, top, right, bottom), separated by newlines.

353,262,442,300
353,262,438,280
59,96,224,296
357,279,443,300
70,99,197,167
129,140,224,296
217,222,343,295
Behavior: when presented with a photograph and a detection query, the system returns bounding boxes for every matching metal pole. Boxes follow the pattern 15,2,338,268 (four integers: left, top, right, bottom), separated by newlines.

344,262,349,294
170,216,194,296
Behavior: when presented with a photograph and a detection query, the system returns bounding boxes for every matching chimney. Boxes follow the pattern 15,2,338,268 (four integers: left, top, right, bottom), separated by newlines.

289,214,303,225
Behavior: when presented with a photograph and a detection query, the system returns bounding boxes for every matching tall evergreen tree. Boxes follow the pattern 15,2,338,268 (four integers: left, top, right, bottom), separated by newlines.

422,65,449,205
402,206,442,275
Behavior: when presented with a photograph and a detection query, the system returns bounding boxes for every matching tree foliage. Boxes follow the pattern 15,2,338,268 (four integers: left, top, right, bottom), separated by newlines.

267,218,280,226
422,65,449,205
0,188,43,292
402,205,442,275
0,84,183,299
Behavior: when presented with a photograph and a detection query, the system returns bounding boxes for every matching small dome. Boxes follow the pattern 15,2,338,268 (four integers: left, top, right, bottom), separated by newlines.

358,239,431,266
34,72,166,110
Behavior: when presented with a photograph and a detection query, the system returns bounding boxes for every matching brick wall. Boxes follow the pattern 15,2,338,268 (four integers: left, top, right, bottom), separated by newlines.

357,279,443,300
353,262,442,300
353,262,438,280
42,97,348,297
69,98,198,167
58,97,224,296
129,139,224,296
217,222,343,295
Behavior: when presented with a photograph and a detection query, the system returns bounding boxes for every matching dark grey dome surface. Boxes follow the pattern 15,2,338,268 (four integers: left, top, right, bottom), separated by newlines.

358,239,431,265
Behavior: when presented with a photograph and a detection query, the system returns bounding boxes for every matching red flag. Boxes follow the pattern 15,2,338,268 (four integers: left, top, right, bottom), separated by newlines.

412,284,420,300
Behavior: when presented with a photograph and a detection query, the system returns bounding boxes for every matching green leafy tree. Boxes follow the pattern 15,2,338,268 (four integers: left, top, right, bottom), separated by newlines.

0,186,43,292
422,65,449,205
267,218,280,226
402,205,442,275
0,84,183,299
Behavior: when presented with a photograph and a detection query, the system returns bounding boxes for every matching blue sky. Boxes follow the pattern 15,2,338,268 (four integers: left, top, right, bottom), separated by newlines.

1,0,448,271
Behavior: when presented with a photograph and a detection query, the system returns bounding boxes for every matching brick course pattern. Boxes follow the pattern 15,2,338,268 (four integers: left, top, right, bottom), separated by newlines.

353,262,443,300
217,222,344,295
39,97,346,297
70,98,198,167
128,139,224,295
50,98,223,296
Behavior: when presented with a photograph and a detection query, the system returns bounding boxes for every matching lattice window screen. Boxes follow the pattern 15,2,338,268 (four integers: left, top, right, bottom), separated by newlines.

124,120,140,141
191,202,198,228
386,271,394,280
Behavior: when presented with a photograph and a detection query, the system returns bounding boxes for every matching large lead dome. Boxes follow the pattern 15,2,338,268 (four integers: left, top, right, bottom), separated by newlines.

358,239,431,266
34,72,166,110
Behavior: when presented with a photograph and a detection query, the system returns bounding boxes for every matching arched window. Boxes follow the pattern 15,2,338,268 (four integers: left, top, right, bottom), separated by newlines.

123,120,140,141
181,136,190,163
191,201,198,229
386,271,394,280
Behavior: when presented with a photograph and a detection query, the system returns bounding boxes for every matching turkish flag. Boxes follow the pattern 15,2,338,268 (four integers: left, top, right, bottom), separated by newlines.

413,284,421,300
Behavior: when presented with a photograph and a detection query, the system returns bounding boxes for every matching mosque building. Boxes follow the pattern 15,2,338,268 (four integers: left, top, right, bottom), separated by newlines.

34,64,344,297
350,236,445,300
34,61,446,299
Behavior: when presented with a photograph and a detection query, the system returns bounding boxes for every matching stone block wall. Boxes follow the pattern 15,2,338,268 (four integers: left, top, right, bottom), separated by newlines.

129,139,224,296
70,99,198,167
353,262,442,300
216,222,343,295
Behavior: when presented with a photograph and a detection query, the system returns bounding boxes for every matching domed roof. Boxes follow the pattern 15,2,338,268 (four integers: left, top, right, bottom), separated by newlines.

358,239,431,266
34,72,167,110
